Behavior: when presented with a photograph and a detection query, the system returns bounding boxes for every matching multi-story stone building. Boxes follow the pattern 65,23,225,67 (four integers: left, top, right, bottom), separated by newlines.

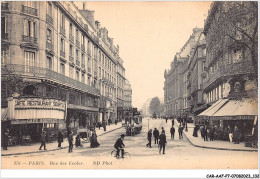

124,79,132,108
1,1,126,142
187,32,207,117
164,28,202,118
197,1,258,140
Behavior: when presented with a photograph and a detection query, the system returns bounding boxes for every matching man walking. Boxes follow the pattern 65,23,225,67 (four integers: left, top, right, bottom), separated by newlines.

178,125,183,139
170,125,175,139
68,132,73,153
153,128,159,144
58,131,64,148
39,131,47,150
146,129,152,148
159,131,167,154
172,119,174,126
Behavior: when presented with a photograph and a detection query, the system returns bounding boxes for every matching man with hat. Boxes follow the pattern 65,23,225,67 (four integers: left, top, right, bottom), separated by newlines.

114,134,125,158
146,129,152,148
39,131,47,150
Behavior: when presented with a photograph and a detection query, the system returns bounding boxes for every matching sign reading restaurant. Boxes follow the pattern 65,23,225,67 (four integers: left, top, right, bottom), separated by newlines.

15,98,66,111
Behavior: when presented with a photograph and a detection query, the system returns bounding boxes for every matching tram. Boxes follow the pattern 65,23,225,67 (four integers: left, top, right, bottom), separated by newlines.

123,108,143,136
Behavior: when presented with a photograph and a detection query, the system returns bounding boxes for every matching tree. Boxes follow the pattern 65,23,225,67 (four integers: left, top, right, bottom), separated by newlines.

221,2,258,74
149,97,161,116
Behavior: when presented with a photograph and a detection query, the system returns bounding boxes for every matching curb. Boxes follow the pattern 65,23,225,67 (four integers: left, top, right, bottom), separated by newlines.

1,126,123,157
183,132,258,152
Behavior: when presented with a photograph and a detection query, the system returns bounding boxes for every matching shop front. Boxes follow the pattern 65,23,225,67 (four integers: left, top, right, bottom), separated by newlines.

4,97,66,144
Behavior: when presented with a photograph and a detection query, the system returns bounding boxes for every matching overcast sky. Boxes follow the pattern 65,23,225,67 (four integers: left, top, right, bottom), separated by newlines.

76,1,212,109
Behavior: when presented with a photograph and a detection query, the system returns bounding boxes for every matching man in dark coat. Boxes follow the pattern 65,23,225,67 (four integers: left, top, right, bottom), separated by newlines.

153,128,159,144
146,129,152,148
204,126,208,141
170,125,175,139
68,132,73,153
39,131,47,150
114,134,125,158
178,125,183,139
58,131,64,148
75,133,81,147
209,127,215,141
233,126,241,144
159,131,167,154
172,119,174,126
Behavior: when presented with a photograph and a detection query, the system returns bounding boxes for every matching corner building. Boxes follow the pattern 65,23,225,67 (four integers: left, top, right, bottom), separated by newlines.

1,1,126,142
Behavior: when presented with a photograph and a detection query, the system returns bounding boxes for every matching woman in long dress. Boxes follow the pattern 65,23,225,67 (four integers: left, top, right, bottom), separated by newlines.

90,130,100,148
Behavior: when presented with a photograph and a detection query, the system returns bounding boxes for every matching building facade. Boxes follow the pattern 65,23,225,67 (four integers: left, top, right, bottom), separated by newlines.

124,79,132,108
1,1,127,142
164,28,202,118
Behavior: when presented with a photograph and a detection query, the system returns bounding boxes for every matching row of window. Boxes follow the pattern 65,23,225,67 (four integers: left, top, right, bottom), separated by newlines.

206,83,224,103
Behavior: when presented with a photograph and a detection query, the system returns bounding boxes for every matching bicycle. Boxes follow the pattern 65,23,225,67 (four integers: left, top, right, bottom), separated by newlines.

111,149,131,159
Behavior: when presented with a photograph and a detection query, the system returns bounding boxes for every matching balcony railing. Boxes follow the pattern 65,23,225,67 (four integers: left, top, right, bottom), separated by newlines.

60,27,66,36
46,42,53,51
22,5,38,16
1,33,8,40
76,60,80,67
3,64,100,96
1,2,9,10
60,50,65,58
76,40,80,47
69,56,74,63
46,14,53,25
69,34,74,42
22,35,37,44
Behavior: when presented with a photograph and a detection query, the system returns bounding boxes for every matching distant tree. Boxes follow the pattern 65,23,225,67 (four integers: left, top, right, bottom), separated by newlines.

149,97,161,116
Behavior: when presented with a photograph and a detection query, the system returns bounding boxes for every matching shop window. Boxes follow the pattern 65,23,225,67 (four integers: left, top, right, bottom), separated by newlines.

23,85,36,96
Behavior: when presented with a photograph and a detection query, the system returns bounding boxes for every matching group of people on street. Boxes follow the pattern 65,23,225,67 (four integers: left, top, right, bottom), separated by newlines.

199,125,215,141
228,125,241,144
146,127,167,154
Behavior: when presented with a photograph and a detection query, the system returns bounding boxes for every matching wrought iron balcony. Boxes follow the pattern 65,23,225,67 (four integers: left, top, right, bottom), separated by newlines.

46,42,53,51
22,35,37,44
22,5,38,16
3,64,100,96
46,14,53,25
1,2,9,10
60,50,65,58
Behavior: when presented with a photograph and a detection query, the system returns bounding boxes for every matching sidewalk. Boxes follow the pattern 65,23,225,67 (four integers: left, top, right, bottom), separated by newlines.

1,123,123,156
182,122,257,152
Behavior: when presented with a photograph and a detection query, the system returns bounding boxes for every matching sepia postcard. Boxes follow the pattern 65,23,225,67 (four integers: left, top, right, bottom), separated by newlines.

1,1,259,178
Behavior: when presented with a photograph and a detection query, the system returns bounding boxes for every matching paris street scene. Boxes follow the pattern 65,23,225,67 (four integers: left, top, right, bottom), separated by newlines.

1,1,258,173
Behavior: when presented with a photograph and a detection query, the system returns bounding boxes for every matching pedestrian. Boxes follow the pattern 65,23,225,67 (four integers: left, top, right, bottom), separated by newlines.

170,125,175,139
103,122,106,131
57,131,64,148
227,126,233,142
200,125,205,139
68,132,73,153
75,133,81,147
90,130,100,148
233,126,241,144
178,125,183,139
172,119,174,126
161,127,165,134
39,131,47,150
204,126,208,141
209,126,215,141
192,126,198,137
153,128,159,144
146,129,152,148
2,129,9,150
115,119,118,125
159,131,167,154
166,117,168,123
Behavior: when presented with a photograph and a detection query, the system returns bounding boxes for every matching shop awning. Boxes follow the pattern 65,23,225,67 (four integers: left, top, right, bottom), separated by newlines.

198,99,229,116
213,98,258,117
1,108,8,121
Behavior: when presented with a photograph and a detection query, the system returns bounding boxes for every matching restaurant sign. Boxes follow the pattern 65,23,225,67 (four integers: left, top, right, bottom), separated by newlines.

15,98,66,111
211,115,255,120
11,118,63,124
